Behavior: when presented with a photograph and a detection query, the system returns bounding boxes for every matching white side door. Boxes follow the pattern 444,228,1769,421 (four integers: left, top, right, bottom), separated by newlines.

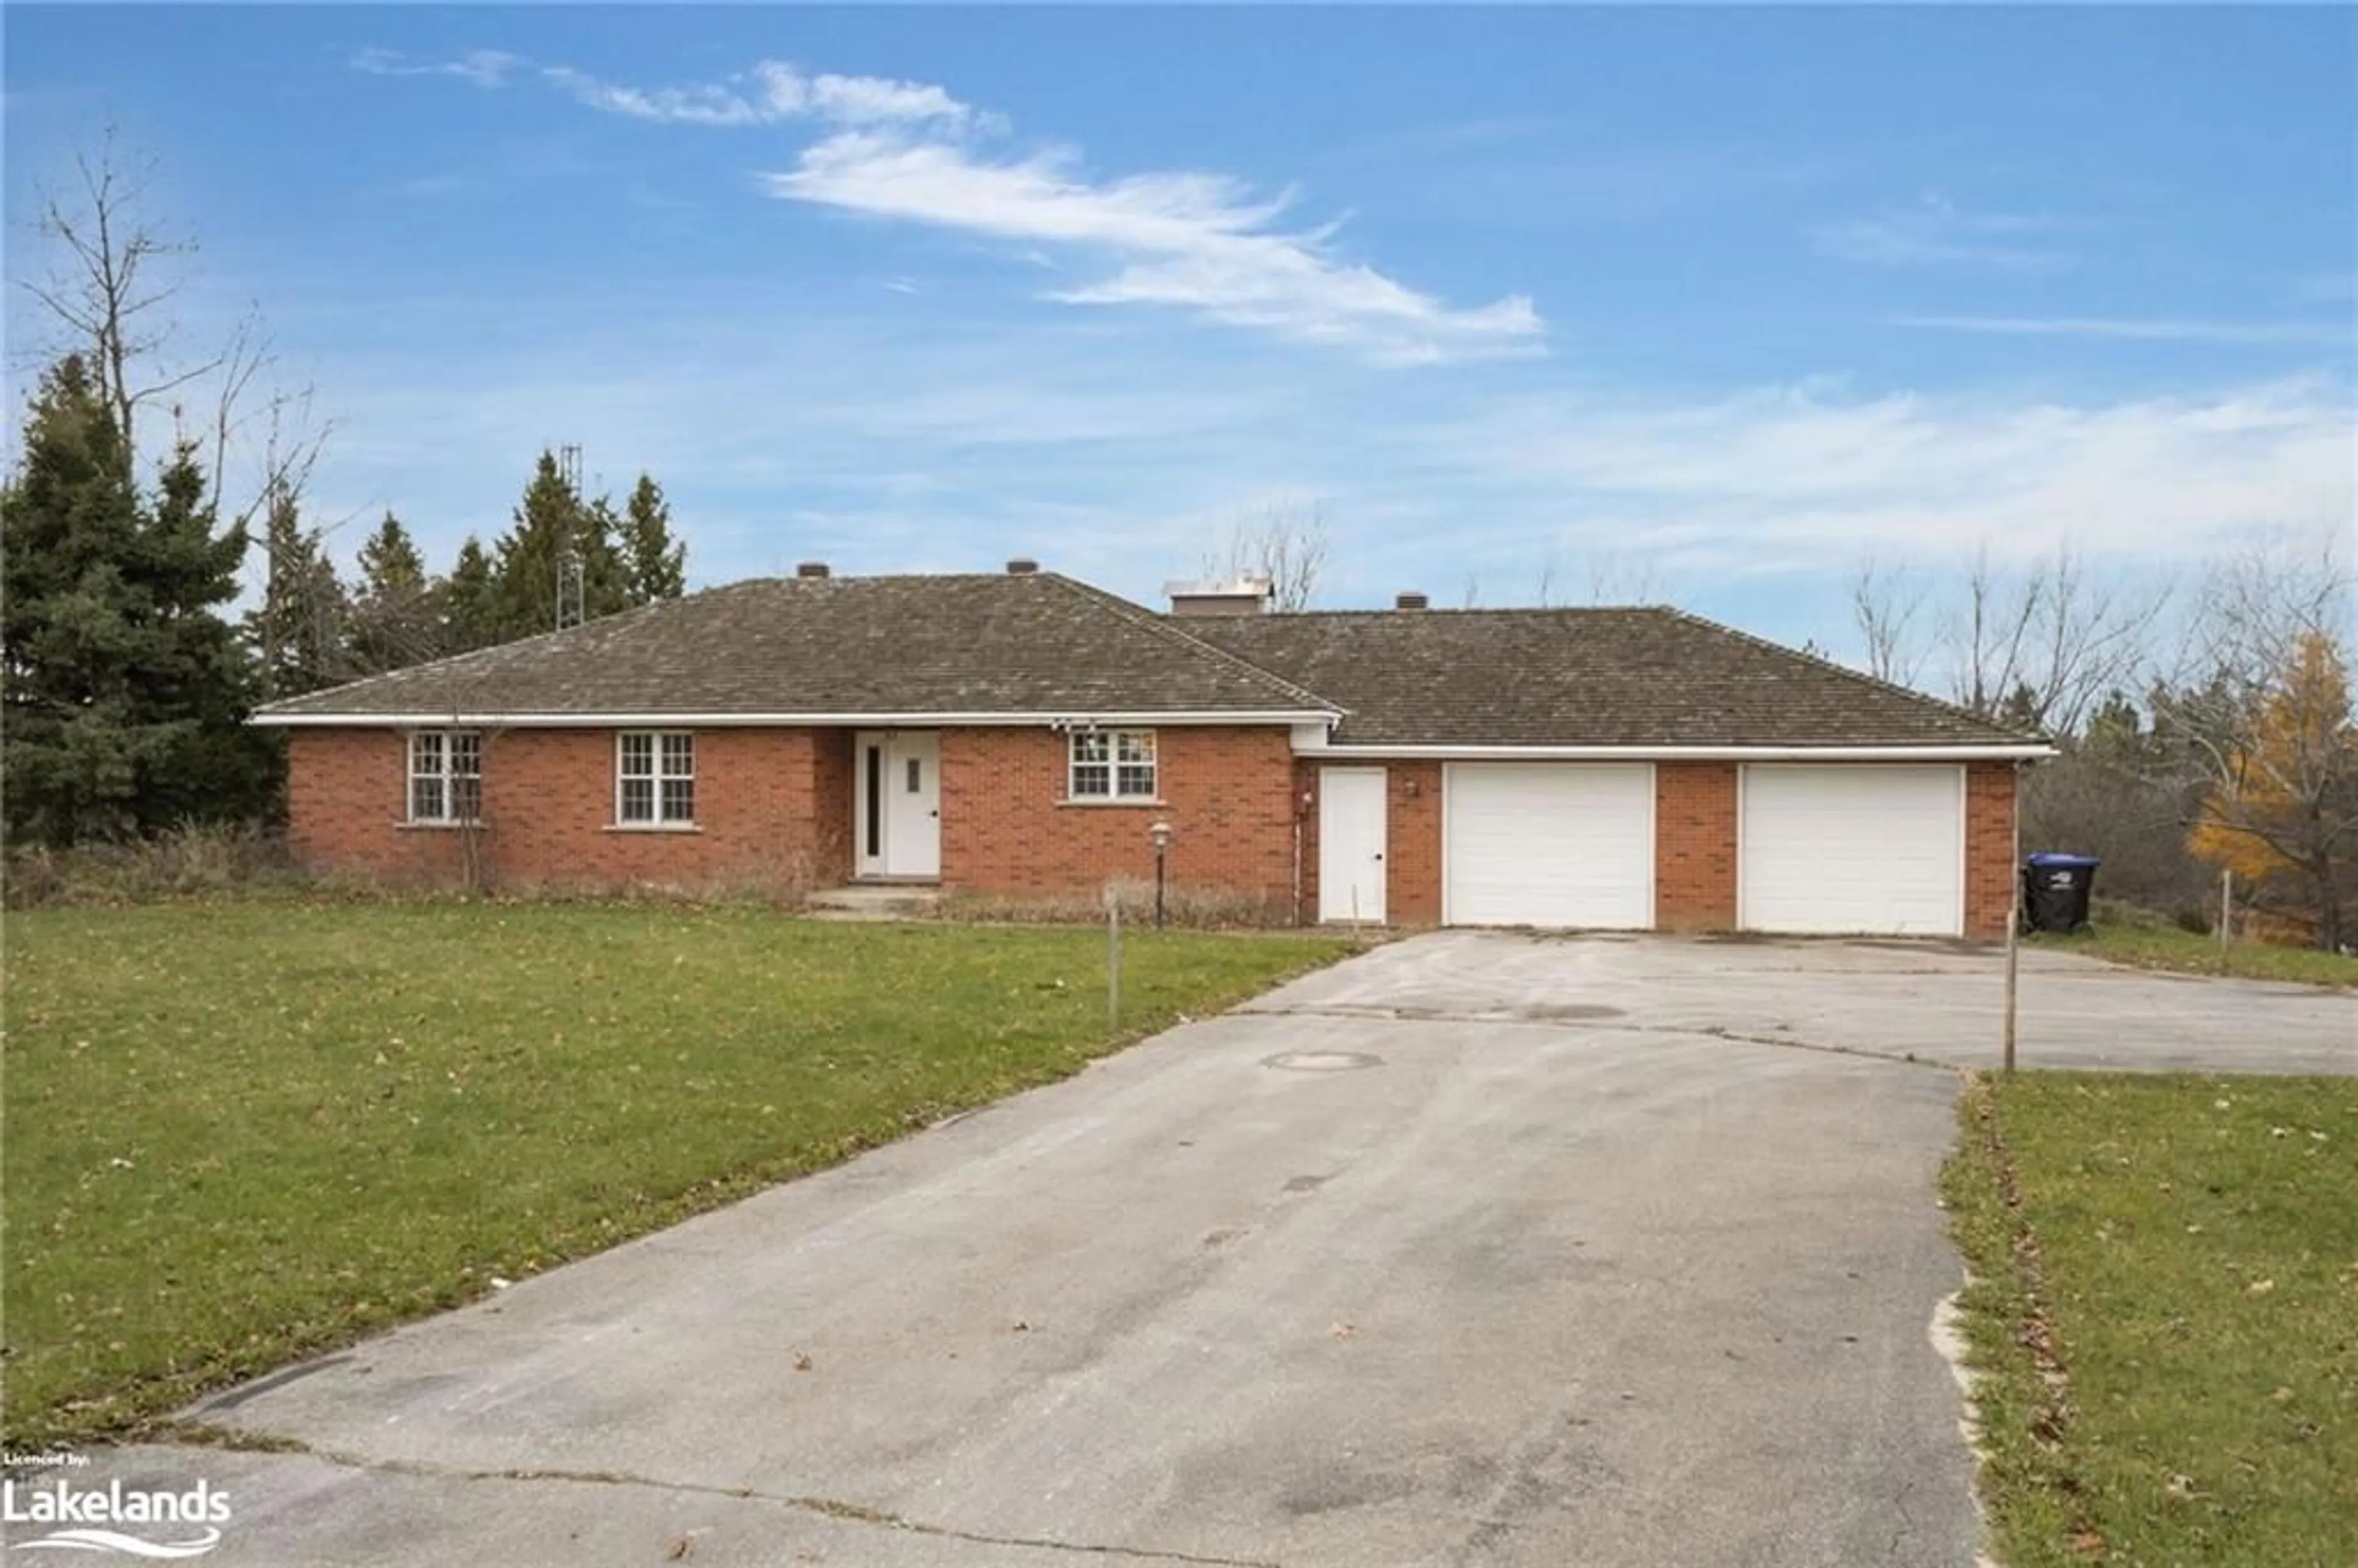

1318,766,1388,923
884,732,941,879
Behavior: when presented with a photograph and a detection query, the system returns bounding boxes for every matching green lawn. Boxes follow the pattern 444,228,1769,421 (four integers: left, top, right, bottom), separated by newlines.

1,903,1345,1446
2033,908,2358,989
1945,1072,2358,1567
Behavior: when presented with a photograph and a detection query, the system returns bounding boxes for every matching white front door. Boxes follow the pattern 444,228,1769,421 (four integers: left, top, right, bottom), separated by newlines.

855,731,941,879
1318,766,1388,923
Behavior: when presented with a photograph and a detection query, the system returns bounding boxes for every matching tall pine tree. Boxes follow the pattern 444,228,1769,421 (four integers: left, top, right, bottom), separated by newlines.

247,481,353,699
2,354,271,842
487,451,627,642
620,473,687,605
351,511,443,673
442,535,499,653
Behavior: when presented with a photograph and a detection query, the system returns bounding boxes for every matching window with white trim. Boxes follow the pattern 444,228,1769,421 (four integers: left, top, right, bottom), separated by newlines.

408,731,481,823
1068,729,1157,801
618,731,696,825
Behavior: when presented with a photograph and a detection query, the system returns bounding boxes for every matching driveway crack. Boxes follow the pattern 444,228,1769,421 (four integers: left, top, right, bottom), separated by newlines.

155,1425,1282,1567
1238,1004,1958,1073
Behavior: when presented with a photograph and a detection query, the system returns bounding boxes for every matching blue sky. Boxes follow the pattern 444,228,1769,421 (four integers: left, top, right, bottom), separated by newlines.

5,5,2352,658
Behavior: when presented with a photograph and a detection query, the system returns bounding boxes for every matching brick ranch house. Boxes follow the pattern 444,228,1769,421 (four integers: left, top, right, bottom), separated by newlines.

255,561,2052,937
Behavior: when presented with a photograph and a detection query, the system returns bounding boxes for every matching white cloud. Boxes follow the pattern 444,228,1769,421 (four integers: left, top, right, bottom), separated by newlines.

1430,378,2352,567
766,134,1542,365
1895,315,2348,346
543,60,980,130
350,49,523,89
351,51,1531,362
1813,194,2077,268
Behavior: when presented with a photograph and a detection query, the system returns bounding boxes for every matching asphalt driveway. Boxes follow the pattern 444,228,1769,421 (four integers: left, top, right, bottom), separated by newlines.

31,935,2354,1566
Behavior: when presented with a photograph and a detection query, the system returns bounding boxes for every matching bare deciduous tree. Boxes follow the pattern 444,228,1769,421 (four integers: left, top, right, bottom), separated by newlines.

2161,538,2356,950
20,130,343,681
1848,554,1929,688
19,127,213,466
1936,543,2169,735
1207,499,1330,612
1582,546,1663,607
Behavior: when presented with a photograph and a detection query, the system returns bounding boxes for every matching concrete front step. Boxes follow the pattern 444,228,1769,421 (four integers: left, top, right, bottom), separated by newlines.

807,883,943,920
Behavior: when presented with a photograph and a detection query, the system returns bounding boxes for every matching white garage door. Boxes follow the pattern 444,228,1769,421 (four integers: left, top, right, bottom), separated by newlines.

1740,765,1964,936
1446,764,1654,928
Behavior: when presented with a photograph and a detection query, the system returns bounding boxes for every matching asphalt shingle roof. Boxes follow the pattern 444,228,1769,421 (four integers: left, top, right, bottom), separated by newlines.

257,573,1335,721
1180,605,2036,747
259,571,2033,748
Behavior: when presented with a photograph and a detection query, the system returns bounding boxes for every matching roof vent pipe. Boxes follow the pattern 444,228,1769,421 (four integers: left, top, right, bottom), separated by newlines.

795,561,830,579
1395,591,1430,611
1006,558,1040,575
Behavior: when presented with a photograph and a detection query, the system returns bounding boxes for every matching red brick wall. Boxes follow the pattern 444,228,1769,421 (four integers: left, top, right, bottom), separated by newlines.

1291,759,1321,923
1387,762,1444,925
1291,760,1443,927
286,726,839,893
1291,755,2011,936
1963,761,2020,941
287,726,2020,935
810,729,855,888
1656,763,1738,930
940,726,1297,901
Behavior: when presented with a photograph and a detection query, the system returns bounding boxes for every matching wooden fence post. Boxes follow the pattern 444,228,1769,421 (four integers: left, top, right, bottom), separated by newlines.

1105,884,1123,1032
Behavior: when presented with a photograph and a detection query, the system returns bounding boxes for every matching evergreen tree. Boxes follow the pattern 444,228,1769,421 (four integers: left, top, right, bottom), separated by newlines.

580,492,631,616
351,511,442,673
487,451,628,642
442,534,499,653
620,473,687,605
2,354,271,842
247,482,353,700
357,510,427,597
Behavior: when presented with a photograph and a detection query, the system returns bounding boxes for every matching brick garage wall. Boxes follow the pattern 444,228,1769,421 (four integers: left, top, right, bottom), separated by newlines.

1385,761,1444,926
1655,763,1738,930
940,726,1296,903
285,726,840,893
1293,756,2002,936
1963,761,2020,941
1291,759,1444,928
1291,759,1320,923
810,728,855,888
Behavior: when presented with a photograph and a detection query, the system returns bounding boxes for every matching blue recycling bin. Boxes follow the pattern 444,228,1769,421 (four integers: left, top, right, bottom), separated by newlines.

2023,852,2101,933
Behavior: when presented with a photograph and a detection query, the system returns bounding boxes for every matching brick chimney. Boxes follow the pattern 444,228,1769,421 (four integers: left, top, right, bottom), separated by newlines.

1395,591,1429,611
795,561,830,579
1165,576,1274,617
1006,558,1040,575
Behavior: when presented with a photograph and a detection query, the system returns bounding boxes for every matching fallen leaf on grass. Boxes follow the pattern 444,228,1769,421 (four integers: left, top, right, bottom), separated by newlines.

2246,1278,2276,1296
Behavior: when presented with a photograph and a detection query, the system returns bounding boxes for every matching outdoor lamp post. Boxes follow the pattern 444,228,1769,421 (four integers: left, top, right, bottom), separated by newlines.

1148,818,1174,930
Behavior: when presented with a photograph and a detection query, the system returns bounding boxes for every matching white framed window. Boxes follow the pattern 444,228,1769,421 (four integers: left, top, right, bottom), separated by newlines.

1068,729,1158,801
617,731,696,825
408,731,481,824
